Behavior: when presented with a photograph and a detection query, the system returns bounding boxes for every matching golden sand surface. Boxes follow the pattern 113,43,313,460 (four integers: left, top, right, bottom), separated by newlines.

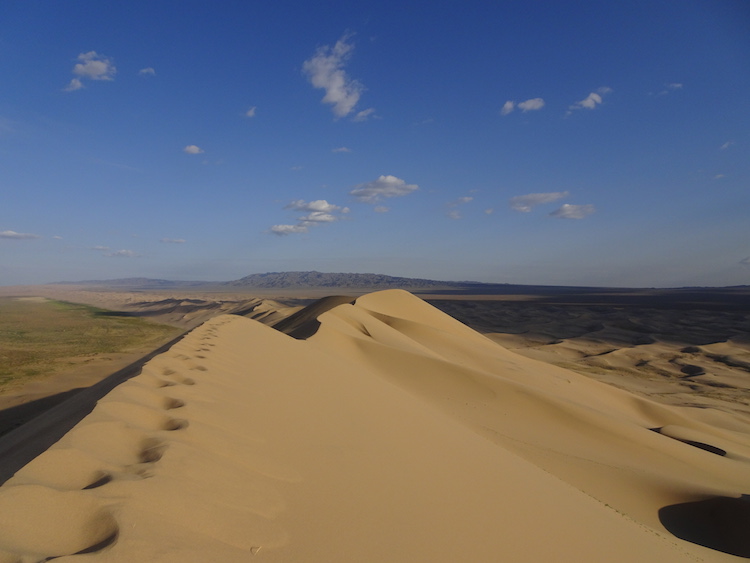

0,287,747,560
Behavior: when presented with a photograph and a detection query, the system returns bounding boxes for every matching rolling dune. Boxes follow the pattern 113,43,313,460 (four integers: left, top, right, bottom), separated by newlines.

0,290,747,561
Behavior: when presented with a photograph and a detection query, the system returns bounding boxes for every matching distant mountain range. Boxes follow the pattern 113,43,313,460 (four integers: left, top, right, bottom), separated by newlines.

54,271,488,290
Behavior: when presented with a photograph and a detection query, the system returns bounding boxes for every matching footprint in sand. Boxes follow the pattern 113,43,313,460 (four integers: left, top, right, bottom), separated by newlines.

8,448,117,491
0,485,118,559
67,421,168,466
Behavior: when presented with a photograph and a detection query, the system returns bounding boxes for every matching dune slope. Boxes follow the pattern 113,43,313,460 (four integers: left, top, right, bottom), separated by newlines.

0,290,747,561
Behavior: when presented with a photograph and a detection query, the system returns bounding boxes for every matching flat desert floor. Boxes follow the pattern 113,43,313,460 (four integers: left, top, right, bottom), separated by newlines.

0,285,748,561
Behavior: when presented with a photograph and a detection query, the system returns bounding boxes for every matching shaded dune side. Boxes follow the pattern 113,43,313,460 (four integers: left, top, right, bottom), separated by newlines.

0,290,745,560
269,295,354,339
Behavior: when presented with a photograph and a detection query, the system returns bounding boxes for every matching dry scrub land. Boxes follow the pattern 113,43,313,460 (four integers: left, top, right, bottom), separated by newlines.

0,297,180,416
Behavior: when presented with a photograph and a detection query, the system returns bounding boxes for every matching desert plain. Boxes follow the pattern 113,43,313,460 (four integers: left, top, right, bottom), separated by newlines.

0,282,748,561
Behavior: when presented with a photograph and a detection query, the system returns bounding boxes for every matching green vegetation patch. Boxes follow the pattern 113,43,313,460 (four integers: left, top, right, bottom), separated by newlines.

0,297,180,388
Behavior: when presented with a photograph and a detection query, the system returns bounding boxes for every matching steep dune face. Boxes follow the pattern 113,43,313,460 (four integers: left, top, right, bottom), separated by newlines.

310,290,750,552
0,290,746,561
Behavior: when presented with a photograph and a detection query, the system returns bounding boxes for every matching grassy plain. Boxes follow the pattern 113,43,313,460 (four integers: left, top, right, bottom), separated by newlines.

0,297,180,390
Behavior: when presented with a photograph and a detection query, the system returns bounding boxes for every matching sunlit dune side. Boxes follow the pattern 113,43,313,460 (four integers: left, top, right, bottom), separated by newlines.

0,290,747,561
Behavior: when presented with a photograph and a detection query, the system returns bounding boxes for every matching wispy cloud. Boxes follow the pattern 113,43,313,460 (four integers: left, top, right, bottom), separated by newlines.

350,175,418,204
302,34,366,119
245,106,257,118
92,245,110,251
332,146,352,153
568,87,612,113
445,196,474,219
270,224,309,236
64,79,84,92
105,249,140,257
183,145,204,154
160,238,186,244
501,98,544,116
518,98,545,112
656,82,683,96
286,199,350,214
374,206,389,213
139,67,156,76
720,141,733,150
0,230,41,240
549,203,595,219
510,191,568,212
352,107,377,122
64,51,116,91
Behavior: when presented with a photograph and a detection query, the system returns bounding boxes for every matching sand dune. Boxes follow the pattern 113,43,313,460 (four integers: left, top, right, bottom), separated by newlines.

0,290,747,561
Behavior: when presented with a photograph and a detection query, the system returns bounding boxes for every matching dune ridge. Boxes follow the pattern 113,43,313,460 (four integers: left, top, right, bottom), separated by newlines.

0,290,747,561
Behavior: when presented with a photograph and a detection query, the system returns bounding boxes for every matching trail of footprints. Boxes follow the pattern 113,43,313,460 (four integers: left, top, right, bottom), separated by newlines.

0,318,233,562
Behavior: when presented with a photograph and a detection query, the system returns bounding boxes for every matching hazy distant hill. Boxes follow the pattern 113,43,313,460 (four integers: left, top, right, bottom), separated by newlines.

53,272,483,290
224,271,476,289
53,278,211,289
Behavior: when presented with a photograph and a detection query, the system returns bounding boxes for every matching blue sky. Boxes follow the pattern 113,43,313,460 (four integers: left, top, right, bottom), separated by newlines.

1,0,748,287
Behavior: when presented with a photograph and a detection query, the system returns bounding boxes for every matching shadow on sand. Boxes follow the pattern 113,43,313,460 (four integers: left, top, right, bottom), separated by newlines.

0,331,187,486
659,495,750,558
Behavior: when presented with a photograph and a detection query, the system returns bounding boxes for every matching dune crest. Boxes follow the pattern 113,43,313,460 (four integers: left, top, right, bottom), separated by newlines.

0,290,747,561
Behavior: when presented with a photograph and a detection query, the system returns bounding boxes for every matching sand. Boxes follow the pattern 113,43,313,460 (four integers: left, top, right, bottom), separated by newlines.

0,289,747,561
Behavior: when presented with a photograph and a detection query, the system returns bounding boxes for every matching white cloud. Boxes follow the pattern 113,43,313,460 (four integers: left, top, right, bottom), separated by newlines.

302,34,364,118
105,249,139,257
64,52,116,91
92,245,110,251
52,235,63,240
139,67,156,76
714,174,725,179
63,78,84,92
183,145,204,154
270,224,309,236
299,211,338,223
517,98,545,112
285,199,347,213
0,230,41,240
720,141,733,150
549,203,595,219
160,238,186,243
73,51,116,80
485,208,495,215
502,98,544,115
332,146,352,153
374,206,389,213
352,107,376,122
245,106,256,118
272,199,349,235
350,175,419,203
510,191,569,212
569,87,612,112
